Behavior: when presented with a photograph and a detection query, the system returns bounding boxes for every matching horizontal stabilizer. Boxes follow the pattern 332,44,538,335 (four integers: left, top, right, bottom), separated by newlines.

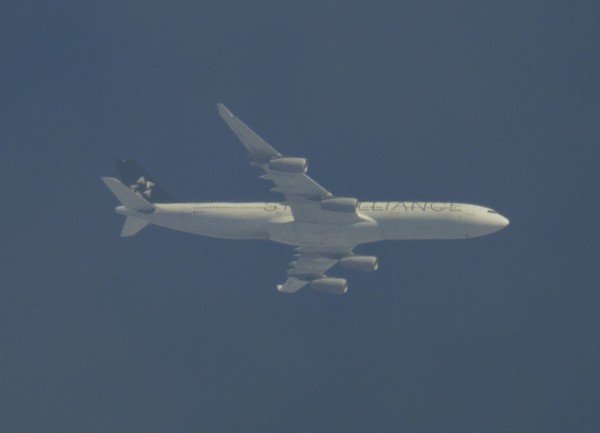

101,177,155,212
121,216,150,237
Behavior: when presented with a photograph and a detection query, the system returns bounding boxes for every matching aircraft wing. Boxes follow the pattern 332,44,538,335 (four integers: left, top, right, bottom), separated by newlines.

217,104,363,223
277,247,349,293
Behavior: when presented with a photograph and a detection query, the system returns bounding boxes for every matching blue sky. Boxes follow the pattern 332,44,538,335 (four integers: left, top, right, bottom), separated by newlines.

2,1,599,432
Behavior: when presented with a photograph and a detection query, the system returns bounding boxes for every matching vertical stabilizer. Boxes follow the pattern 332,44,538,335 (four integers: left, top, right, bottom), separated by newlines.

114,159,176,203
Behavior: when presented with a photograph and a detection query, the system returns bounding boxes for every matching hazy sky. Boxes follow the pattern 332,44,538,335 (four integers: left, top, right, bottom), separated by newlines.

2,1,599,432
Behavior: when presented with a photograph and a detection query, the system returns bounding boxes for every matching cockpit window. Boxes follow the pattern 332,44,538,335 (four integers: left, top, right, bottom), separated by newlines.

487,209,497,214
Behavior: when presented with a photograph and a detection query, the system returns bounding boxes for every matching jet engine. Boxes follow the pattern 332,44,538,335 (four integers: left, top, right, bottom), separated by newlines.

320,197,358,213
310,277,348,294
268,157,307,173
340,255,379,272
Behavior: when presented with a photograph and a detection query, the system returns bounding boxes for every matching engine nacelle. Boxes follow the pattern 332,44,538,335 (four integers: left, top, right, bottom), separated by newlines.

340,255,379,272
310,277,348,294
268,157,307,173
320,197,358,213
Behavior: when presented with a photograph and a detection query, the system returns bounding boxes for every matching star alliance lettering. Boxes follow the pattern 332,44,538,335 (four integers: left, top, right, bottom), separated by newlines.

357,202,462,212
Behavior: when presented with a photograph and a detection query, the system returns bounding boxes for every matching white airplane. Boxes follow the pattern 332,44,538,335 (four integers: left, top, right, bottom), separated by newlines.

102,104,509,294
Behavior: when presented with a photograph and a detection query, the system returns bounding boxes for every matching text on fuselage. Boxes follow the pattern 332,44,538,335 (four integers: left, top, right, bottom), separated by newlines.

358,202,462,212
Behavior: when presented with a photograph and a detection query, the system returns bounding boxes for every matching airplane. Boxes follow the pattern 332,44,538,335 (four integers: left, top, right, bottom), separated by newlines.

102,104,509,294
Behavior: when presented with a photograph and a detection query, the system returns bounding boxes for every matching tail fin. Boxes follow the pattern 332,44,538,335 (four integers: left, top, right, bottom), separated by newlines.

114,159,176,203
101,177,155,212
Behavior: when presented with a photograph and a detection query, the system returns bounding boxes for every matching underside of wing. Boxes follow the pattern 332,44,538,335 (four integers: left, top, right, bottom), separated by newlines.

277,249,348,294
217,103,366,223
276,247,380,294
217,104,382,294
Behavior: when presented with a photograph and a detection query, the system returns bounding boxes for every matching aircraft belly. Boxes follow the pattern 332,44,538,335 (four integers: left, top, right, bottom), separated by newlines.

377,215,466,240
151,210,269,239
267,220,383,248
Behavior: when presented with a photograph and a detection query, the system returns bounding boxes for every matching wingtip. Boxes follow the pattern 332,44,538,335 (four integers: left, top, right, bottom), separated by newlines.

216,103,233,119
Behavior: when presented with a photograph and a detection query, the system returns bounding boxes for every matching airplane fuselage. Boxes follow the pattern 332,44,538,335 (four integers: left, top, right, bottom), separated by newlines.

104,104,510,293
117,201,509,250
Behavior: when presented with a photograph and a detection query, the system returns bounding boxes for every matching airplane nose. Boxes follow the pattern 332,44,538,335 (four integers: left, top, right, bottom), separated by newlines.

494,214,510,229
464,211,510,237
